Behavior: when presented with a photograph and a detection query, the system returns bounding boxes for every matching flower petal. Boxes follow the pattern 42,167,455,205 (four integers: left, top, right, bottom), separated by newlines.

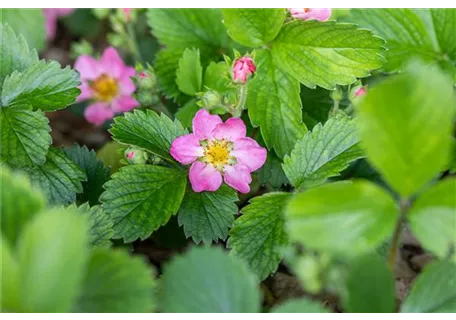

74,55,102,80
99,47,125,78
118,72,136,95
170,134,204,165
111,95,140,112
189,161,223,192
212,117,246,141
192,109,222,140
223,164,252,194
232,137,267,172
84,102,114,126
77,82,93,102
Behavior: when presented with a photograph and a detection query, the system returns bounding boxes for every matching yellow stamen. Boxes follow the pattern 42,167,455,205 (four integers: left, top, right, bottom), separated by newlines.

201,139,236,171
90,74,119,102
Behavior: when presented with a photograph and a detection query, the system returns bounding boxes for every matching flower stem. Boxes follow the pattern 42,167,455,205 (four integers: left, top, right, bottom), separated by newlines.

232,84,248,117
388,199,409,269
126,23,143,63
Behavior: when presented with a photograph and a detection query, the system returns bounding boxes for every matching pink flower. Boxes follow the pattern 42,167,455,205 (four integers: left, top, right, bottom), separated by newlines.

232,57,256,84
126,151,135,159
288,8,332,21
122,8,132,21
355,87,367,97
43,8,75,40
74,47,139,126
170,109,267,193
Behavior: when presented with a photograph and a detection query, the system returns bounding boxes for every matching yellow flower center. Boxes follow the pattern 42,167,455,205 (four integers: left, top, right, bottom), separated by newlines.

90,74,119,102
201,139,236,171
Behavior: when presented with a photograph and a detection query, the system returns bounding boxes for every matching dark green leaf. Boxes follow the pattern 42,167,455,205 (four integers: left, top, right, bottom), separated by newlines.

154,48,188,101
176,48,203,96
257,151,290,188
175,99,199,129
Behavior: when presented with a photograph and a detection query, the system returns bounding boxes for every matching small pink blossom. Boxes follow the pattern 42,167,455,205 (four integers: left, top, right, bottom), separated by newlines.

139,72,148,79
43,8,75,41
170,109,267,193
232,57,256,84
126,151,135,159
288,8,331,21
74,47,139,126
122,8,132,21
355,87,367,97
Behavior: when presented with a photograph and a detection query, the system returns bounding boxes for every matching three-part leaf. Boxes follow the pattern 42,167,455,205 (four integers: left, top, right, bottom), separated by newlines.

228,192,290,280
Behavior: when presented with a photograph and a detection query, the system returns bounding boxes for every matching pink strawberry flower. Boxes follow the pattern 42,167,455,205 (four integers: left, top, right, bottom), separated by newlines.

288,8,331,21
232,56,256,84
74,47,139,126
43,8,75,40
170,109,267,193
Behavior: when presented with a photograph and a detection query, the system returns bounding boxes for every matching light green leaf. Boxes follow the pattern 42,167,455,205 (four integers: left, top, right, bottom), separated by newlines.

161,246,261,313
178,185,238,245
101,165,187,242
356,61,454,197
16,208,89,312
147,9,233,54
25,147,87,206
110,109,187,164
271,20,385,90
285,180,399,255
351,9,437,72
0,165,45,244
431,9,456,60
0,235,20,312
71,203,113,248
271,298,330,313
408,178,456,262
63,144,110,206
1,9,45,52
154,48,187,101
247,49,307,159
283,116,364,190
257,151,290,188
1,60,80,111
0,24,38,94
222,9,285,47
74,248,156,312
401,261,456,313
344,254,395,313
203,61,231,92
176,48,203,95
0,106,51,167
228,192,290,280
175,99,199,129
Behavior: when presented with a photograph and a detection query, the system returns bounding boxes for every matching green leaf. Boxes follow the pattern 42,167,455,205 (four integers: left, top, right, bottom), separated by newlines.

175,99,199,129
63,144,110,206
356,62,454,197
270,20,385,90
25,147,87,206
0,165,45,244
300,86,333,128
101,165,187,242
401,261,456,313
257,151,290,188
0,106,51,167
71,203,113,248
431,9,456,60
178,185,238,244
0,235,20,312
1,60,80,111
0,24,38,94
344,254,395,313
16,208,89,312
222,9,285,47
203,61,231,92
247,49,307,159
228,192,290,280
1,9,45,52
176,48,203,96
271,298,330,313
283,116,364,190
154,48,188,101
285,180,399,255
408,178,456,262
110,109,187,164
161,246,261,313
74,248,156,312
350,9,437,72
147,9,233,55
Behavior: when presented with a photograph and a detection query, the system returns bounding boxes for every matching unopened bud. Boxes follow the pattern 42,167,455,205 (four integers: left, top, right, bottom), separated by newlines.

232,56,256,84
124,147,148,164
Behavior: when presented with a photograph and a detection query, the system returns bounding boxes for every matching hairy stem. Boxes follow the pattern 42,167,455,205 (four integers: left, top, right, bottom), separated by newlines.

388,199,409,269
232,84,248,117
126,23,143,63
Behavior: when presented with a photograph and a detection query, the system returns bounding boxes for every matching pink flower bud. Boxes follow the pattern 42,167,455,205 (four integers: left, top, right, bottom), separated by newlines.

122,8,132,21
232,57,256,84
126,151,135,159
355,87,367,97
288,8,331,21
139,72,148,79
